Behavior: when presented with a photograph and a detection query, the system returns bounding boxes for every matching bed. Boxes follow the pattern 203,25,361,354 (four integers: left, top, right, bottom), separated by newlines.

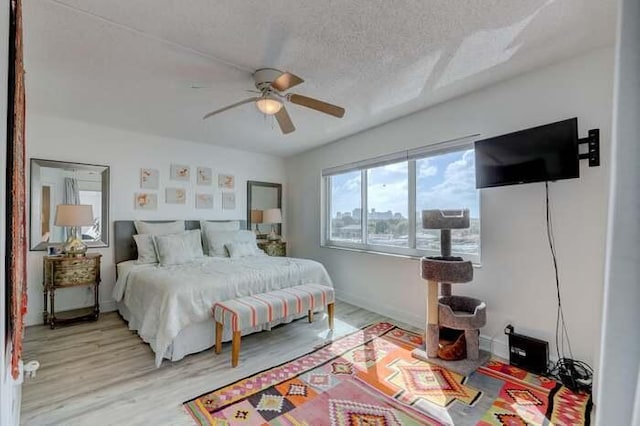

113,220,333,367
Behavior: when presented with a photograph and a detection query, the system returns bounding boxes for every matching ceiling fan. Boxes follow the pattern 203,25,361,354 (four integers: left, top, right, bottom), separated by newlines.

202,68,345,135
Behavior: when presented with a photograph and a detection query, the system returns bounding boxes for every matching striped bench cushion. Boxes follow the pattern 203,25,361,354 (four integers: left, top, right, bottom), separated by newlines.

212,284,335,332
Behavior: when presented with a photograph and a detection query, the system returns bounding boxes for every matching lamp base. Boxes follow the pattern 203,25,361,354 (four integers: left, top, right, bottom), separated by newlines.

267,230,280,241
63,236,87,257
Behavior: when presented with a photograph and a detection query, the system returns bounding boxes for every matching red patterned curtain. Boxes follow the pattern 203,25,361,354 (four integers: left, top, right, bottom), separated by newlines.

7,0,27,380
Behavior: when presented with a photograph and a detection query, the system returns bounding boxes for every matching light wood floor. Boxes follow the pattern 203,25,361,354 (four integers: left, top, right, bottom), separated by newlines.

21,300,417,426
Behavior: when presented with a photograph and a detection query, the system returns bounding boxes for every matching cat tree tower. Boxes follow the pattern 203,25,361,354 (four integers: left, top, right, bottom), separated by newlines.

411,209,490,376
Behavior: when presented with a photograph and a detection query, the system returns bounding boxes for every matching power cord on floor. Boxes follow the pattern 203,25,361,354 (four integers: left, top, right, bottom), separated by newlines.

544,182,593,394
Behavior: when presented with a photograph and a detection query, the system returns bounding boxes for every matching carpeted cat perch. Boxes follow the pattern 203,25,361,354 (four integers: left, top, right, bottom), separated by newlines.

411,209,491,376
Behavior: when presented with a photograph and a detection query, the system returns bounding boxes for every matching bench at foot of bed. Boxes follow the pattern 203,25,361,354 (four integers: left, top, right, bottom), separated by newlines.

212,284,335,367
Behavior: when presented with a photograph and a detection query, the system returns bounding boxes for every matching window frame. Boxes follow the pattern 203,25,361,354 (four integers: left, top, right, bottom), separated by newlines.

321,139,481,264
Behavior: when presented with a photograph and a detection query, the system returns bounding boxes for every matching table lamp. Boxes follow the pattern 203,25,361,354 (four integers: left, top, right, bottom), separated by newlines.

262,208,282,241
250,209,263,236
54,204,94,257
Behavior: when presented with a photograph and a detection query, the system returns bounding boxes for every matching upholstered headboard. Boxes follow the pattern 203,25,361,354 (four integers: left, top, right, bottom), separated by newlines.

113,220,247,265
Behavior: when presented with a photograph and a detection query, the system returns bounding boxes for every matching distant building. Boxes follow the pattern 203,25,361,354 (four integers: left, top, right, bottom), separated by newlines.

369,209,393,220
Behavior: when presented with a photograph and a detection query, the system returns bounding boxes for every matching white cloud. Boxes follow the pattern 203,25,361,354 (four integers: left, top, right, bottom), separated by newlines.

417,149,479,216
368,180,408,215
418,158,438,178
342,176,361,192
382,162,408,173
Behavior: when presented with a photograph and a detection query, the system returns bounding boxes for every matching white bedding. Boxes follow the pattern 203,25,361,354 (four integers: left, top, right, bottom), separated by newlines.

114,256,333,366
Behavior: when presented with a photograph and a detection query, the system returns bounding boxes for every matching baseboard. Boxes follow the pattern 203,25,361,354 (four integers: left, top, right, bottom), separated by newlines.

100,299,118,313
479,334,510,361
335,289,424,330
336,288,510,360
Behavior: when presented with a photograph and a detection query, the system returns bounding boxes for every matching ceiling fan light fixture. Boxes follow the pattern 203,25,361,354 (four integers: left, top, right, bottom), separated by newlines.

255,97,283,115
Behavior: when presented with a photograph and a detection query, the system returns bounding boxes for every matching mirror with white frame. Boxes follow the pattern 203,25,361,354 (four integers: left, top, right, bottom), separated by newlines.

30,158,110,251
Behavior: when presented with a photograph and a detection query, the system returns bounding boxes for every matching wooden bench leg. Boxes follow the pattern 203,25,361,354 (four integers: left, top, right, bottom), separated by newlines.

231,331,241,367
215,322,223,354
327,302,334,330
308,310,314,323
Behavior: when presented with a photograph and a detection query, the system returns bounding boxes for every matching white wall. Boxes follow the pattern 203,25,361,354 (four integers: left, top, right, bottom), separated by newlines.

286,47,614,369
25,114,286,326
596,0,640,422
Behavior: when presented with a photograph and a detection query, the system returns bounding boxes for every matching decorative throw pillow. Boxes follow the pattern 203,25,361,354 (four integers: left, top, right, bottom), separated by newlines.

226,241,260,258
134,220,185,236
200,221,240,255
133,234,158,264
153,234,193,266
206,229,258,257
183,229,204,259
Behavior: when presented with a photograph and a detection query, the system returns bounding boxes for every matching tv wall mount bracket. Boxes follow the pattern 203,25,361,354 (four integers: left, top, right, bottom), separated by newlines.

578,129,600,167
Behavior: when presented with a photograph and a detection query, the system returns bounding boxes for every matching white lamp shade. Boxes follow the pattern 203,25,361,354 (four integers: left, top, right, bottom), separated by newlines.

54,204,94,227
262,208,282,224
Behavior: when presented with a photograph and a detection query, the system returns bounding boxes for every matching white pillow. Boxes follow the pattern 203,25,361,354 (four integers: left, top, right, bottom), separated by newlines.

206,229,258,257
226,241,260,258
134,220,185,236
154,233,193,266
183,229,204,259
200,220,240,232
200,221,241,256
133,234,157,264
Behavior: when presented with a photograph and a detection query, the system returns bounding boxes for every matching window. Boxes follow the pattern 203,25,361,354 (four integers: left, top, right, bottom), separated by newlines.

329,170,362,243
415,149,479,256
78,190,101,240
323,141,481,262
367,163,408,247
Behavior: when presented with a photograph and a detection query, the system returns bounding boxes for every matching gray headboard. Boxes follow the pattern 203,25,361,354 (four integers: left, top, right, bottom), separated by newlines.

114,220,247,265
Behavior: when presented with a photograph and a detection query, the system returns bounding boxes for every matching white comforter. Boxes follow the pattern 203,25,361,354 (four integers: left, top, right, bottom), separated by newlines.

113,256,333,366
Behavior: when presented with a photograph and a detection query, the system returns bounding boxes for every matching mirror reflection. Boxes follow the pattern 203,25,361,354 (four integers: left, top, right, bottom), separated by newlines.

30,159,110,251
247,181,282,238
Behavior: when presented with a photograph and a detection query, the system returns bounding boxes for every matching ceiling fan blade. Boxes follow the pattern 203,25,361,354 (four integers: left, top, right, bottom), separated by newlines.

271,72,304,92
287,94,345,118
275,106,295,134
203,97,259,120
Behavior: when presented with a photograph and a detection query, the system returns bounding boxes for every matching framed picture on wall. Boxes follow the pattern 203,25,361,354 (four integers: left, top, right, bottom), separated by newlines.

196,193,214,209
222,192,236,210
218,174,235,189
170,164,190,181
166,187,187,204
197,167,213,185
140,168,159,189
134,193,158,210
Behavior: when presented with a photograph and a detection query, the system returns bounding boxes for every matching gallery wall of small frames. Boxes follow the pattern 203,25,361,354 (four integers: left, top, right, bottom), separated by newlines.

134,164,236,211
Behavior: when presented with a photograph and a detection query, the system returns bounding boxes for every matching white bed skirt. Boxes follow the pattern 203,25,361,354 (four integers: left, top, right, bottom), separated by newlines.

117,301,316,363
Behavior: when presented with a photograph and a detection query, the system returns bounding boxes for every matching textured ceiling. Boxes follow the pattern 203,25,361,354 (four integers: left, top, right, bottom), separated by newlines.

23,0,617,157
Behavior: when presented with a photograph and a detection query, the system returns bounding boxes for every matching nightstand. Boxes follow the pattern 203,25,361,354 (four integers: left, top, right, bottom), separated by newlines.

257,240,287,257
43,253,101,329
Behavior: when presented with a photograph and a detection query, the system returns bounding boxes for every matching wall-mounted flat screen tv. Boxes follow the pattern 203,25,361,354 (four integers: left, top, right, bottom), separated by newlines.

475,118,579,188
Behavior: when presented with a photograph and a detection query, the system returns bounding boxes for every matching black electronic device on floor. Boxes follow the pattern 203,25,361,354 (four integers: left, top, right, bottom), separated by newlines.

504,325,549,375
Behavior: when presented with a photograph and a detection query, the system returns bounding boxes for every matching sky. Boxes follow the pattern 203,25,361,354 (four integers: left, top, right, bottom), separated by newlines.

331,149,479,218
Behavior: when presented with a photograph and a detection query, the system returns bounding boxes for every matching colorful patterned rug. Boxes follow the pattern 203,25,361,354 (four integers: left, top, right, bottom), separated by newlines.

184,322,592,425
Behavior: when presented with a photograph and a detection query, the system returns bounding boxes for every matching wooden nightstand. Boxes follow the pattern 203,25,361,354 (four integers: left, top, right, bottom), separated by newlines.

43,253,102,329
257,240,287,257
